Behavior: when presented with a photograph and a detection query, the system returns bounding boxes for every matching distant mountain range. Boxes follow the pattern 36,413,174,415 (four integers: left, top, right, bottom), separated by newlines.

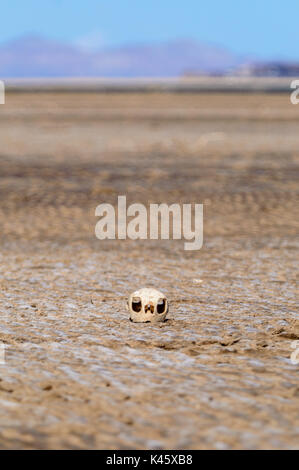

0,35,244,78
0,35,297,78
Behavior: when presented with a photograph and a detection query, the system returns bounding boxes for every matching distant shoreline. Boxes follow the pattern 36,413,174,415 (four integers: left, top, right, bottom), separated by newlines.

2,77,295,93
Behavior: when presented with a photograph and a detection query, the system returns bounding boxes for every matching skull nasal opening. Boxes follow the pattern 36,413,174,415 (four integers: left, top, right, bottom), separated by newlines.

144,302,155,313
131,297,142,312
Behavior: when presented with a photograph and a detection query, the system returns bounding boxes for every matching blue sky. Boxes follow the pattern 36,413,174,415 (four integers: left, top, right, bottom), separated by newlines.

1,0,298,60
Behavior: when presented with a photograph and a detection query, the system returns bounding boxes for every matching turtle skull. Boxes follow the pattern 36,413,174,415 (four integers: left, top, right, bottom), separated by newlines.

127,288,168,323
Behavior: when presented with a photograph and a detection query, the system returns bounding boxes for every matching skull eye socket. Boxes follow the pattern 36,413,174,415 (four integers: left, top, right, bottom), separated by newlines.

157,298,166,314
131,297,142,313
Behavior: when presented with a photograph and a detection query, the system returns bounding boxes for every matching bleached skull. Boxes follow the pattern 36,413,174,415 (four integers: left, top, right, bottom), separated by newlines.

127,288,168,323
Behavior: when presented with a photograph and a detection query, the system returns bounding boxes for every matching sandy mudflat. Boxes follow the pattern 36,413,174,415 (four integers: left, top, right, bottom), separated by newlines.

0,92,298,449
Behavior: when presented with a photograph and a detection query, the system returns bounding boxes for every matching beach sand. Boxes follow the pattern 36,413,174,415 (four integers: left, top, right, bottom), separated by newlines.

0,91,298,449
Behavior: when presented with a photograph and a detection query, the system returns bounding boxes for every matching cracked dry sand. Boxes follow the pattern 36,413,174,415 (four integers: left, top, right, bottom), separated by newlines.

0,92,298,449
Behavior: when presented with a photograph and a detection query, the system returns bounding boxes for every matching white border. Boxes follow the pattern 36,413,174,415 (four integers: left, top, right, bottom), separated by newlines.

0,80,4,104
